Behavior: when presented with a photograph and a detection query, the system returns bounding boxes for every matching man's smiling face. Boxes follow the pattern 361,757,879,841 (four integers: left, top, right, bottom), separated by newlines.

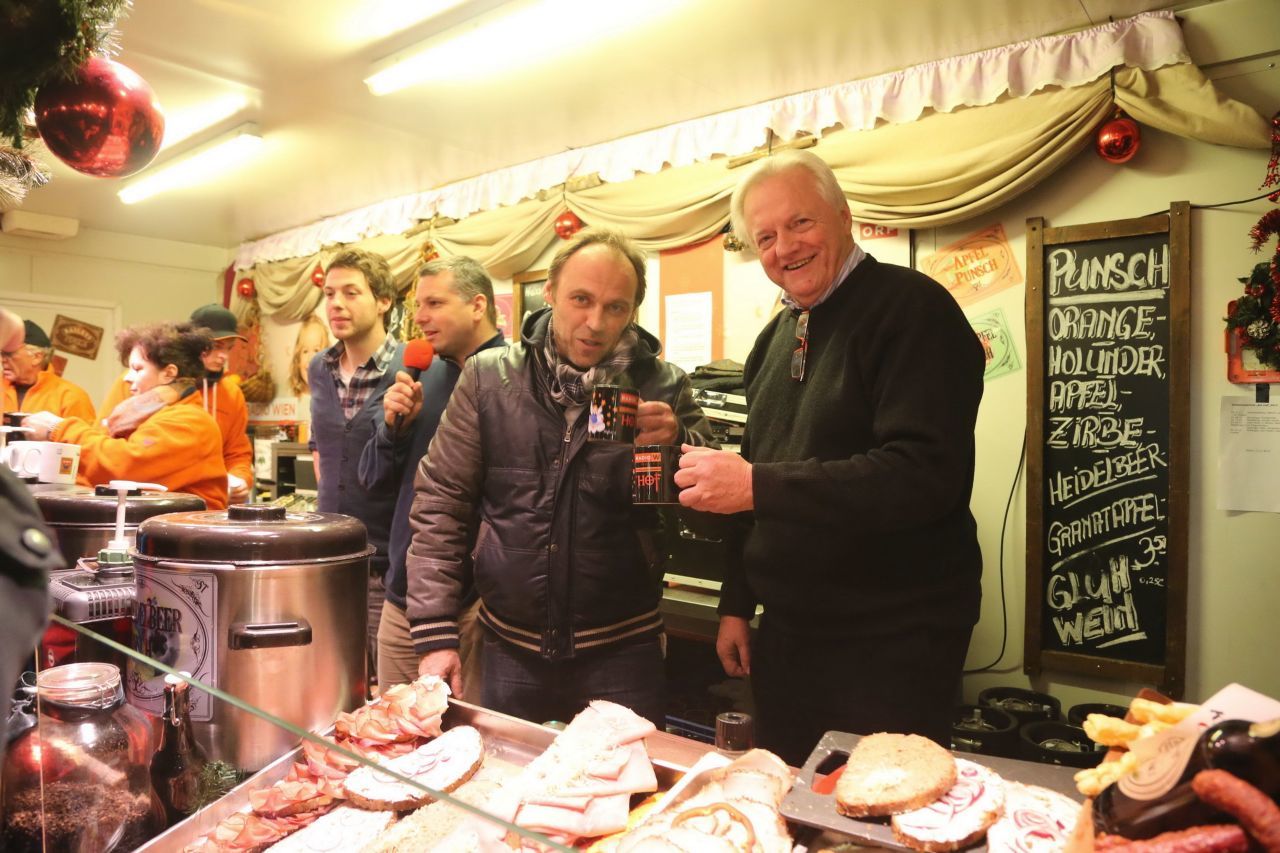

743,167,855,308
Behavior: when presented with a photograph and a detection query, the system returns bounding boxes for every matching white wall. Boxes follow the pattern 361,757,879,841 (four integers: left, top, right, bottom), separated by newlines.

0,227,230,409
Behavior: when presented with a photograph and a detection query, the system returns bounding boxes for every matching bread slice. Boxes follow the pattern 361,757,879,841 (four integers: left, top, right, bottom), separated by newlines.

985,782,1080,853
891,758,1006,851
263,806,396,852
344,725,485,812
835,733,957,818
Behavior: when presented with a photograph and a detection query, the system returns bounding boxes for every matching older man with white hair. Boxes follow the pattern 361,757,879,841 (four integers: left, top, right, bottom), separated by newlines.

676,149,986,765
2,320,94,422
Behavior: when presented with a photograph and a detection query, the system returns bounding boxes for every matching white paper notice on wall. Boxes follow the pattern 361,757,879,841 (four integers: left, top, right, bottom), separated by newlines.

664,291,713,373
1217,397,1280,513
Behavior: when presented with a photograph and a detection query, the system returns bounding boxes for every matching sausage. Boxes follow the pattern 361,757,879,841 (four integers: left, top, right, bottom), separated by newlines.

1192,769,1280,853
1098,824,1249,853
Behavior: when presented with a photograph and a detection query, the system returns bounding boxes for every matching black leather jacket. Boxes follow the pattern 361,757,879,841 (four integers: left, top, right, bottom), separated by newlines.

405,308,714,660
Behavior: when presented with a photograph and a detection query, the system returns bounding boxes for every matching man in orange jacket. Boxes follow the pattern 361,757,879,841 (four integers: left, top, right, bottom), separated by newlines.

2,321,95,422
98,305,254,503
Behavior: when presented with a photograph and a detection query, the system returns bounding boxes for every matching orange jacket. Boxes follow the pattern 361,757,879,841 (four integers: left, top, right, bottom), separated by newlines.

100,371,253,486
54,392,229,511
97,373,130,421
5,369,96,423
196,376,254,486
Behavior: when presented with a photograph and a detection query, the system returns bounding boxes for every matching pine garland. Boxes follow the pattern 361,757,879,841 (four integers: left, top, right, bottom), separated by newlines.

0,0,131,147
1227,210,1280,370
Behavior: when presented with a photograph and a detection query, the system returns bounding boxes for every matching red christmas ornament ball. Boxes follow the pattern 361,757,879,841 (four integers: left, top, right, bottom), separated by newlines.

34,56,165,178
311,263,325,286
1096,116,1140,164
554,211,584,240
237,278,256,299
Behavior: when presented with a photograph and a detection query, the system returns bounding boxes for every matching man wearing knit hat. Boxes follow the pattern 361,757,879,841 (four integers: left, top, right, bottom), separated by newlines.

2,320,95,422
189,304,254,504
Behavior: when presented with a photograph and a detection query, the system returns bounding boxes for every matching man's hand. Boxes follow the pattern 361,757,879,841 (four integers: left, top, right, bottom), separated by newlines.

383,370,424,430
418,649,464,698
675,445,754,514
716,616,752,677
634,400,679,445
227,474,250,504
20,411,63,441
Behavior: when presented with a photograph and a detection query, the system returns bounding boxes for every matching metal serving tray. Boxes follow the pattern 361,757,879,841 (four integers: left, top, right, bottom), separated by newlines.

781,730,1084,851
137,698,710,851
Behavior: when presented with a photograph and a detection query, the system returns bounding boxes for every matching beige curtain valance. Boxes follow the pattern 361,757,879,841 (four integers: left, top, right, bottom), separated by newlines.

233,61,1269,324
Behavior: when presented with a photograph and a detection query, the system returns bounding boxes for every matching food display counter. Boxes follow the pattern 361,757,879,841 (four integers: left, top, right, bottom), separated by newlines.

137,697,713,851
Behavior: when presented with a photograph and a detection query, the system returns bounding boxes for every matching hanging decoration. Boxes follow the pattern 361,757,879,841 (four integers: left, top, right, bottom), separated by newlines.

236,278,256,299
554,210,584,240
33,55,164,177
1261,110,1280,202
1225,210,1280,371
722,226,745,252
311,263,325,287
236,299,276,404
0,0,130,148
1095,111,1140,164
419,239,439,265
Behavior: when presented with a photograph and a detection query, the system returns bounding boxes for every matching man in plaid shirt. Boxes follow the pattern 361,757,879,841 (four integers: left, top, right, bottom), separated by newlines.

308,248,405,687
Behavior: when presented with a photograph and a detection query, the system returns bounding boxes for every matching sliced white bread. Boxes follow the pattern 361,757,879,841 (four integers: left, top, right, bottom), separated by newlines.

985,782,1080,853
263,806,396,853
344,725,485,812
891,758,1006,851
835,733,958,818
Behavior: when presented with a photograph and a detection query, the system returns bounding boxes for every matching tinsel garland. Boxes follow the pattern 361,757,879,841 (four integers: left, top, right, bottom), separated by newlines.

0,144,49,211
1261,111,1280,203
0,0,130,147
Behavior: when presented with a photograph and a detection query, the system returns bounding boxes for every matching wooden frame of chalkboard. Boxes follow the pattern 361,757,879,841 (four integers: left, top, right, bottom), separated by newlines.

1024,203,1190,698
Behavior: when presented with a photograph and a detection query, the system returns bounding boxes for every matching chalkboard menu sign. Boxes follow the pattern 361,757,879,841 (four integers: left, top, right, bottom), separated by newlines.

1025,204,1189,697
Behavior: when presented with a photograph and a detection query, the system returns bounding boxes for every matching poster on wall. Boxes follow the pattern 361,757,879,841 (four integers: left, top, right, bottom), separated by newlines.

493,293,515,340
246,308,332,429
922,223,1023,308
969,307,1022,381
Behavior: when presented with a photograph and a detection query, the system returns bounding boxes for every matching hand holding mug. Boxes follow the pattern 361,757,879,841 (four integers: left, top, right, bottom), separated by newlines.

20,411,63,441
675,445,754,514
634,400,678,446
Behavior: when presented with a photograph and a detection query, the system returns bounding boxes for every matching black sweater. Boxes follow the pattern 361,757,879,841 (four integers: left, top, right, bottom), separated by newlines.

719,255,985,637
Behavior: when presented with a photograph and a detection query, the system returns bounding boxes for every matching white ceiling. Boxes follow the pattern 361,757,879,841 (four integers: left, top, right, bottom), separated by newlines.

15,0,1211,250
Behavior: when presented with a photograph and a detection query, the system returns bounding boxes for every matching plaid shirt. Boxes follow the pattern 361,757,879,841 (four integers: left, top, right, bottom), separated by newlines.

320,335,399,422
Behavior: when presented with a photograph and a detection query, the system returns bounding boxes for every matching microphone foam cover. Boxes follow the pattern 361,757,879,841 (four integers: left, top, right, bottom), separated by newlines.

404,338,435,371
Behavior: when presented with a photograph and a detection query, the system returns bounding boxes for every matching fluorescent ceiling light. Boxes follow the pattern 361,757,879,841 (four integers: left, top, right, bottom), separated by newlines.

365,0,684,95
343,0,471,42
161,93,253,150
118,123,263,205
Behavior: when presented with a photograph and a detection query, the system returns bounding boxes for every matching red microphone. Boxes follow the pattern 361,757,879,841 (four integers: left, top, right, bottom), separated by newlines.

396,338,435,431
403,338,435,379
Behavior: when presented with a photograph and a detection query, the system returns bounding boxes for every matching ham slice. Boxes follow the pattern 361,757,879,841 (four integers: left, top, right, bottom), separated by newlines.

442,700,660,848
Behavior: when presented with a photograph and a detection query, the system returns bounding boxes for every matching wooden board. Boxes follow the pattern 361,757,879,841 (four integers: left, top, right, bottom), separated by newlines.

781,730,1083,850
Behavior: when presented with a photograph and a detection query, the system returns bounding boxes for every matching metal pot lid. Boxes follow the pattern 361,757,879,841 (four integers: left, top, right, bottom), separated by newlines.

133,504,371,564
33,485,206,526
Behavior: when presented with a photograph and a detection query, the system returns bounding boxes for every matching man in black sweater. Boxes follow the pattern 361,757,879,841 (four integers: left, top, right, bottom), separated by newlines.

676,150,985,765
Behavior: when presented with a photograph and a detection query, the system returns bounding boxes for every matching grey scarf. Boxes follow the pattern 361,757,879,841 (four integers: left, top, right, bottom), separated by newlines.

542,317,640,407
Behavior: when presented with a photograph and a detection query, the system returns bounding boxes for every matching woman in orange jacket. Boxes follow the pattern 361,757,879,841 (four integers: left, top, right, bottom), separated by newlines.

23,322,229,511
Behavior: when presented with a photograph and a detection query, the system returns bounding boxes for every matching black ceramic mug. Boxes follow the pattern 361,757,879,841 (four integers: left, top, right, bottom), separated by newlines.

588,384,639,443
632,444,682,504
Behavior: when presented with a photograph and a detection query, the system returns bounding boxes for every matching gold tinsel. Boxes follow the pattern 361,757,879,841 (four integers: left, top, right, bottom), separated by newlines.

237,298,277,403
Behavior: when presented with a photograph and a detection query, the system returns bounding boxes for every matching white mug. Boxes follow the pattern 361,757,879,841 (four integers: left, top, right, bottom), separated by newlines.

4,440,81,484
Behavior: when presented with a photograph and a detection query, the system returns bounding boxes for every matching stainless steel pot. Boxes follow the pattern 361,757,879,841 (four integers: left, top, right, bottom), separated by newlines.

129,504,371,772
31,484,206,568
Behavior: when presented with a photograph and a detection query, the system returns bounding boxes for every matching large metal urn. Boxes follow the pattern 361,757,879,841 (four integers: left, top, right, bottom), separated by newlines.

32,484,206,569
129,504,372,771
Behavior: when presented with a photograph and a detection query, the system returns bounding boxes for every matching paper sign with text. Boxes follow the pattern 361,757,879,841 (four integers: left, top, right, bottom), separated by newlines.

923,223,1023,307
